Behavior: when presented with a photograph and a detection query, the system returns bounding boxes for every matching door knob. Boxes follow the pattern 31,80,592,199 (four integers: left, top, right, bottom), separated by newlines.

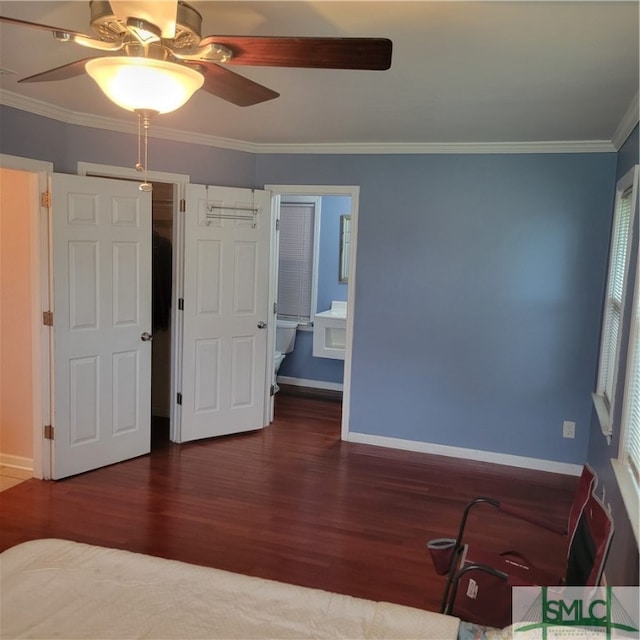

141,332,153,341
257,321,266,329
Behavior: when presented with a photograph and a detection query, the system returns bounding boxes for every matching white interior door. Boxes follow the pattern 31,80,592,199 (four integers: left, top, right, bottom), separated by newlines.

51,174,152,479
180,185,271,442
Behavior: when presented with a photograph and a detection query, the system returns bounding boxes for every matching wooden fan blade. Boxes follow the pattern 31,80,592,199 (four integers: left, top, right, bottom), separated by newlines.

0,15,90,38
19,58,94,83
198,36,392,70
185,62,279,107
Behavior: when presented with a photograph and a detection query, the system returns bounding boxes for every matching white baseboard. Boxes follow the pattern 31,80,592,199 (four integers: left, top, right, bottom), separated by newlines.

277,376,343,392
347,432,583,476
0,453,34,472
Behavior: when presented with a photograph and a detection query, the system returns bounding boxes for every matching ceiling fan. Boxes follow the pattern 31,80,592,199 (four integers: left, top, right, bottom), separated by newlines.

0,0,393,111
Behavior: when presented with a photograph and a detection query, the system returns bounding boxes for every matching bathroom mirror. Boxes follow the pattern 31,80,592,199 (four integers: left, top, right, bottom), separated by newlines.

339,215,351,283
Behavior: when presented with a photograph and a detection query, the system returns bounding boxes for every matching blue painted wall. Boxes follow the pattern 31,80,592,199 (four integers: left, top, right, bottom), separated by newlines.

316,195,350,313
277,330,343,383
0,105,621,470
256,153,617,466
0,106,256,186
277,195,350,384
587,125,639,586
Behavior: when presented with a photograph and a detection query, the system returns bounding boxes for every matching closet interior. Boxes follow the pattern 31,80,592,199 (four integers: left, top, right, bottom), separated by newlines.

151,182,174,446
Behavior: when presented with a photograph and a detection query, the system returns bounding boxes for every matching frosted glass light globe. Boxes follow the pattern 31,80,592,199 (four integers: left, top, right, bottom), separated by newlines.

86,57,204,114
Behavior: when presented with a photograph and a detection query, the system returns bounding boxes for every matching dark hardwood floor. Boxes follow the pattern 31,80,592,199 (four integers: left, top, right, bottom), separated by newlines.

0,393,577,613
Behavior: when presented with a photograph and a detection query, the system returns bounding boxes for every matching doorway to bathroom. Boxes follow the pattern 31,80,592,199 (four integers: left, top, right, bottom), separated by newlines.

267,185,359,440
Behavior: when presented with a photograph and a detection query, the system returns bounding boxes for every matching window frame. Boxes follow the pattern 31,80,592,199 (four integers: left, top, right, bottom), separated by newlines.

593,165,639,440
612,166,640,545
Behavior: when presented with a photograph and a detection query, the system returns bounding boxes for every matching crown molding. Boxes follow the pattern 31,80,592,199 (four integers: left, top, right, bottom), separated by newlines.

612,91,639,151
250,140,616,154
0,90,258,153
0,89,618,155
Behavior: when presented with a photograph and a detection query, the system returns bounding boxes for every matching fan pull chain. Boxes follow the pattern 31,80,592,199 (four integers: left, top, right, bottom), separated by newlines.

135,110,153,192
141,115,152,192
136,112,143,173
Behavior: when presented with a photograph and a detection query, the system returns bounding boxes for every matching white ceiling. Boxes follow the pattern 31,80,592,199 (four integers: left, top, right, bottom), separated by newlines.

0,1,638,150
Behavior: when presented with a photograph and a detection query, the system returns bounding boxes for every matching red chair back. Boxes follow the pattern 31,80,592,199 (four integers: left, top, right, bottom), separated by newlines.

566,492,614,586
566,464,597,539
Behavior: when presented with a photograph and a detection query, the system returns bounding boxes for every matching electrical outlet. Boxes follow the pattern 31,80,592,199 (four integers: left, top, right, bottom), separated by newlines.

562,421,576,439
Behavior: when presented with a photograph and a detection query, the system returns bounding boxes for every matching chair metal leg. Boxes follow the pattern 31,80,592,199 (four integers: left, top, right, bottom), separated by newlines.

439,497,499,614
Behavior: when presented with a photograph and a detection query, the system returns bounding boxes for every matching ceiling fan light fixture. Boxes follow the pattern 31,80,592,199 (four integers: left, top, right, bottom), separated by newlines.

85,56,204,114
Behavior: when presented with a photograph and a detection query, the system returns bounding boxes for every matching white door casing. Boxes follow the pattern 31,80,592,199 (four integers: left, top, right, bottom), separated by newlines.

51,174,152,479
179,185,271,442
265,185,359,441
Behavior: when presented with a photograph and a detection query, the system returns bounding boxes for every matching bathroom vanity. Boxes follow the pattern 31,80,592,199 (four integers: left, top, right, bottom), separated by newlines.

313,301,347,360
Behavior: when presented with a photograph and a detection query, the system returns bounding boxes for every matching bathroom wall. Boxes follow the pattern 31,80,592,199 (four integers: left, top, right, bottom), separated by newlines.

277,195,349,386
317,196,350,313
0,168,36,464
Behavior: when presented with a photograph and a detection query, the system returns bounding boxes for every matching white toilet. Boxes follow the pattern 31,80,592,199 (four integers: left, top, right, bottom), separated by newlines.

274,320,298,389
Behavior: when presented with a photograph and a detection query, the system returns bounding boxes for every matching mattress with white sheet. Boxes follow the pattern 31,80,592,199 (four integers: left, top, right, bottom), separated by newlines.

0,538,460,639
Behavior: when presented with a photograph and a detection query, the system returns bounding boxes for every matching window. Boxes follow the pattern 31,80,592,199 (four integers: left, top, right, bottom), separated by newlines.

620,255,640,481
593,166,638,438
276,197,321,323
614,240,640,543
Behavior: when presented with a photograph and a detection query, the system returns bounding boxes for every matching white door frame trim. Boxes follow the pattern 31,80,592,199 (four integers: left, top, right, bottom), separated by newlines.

265,184,359,441
0,154,54,479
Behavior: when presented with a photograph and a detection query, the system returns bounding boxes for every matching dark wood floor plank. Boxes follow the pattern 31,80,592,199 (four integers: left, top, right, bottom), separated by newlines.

0,394,577,612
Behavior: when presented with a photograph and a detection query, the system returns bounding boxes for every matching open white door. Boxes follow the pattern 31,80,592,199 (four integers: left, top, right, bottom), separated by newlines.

180,185,271,442
50,174,152,479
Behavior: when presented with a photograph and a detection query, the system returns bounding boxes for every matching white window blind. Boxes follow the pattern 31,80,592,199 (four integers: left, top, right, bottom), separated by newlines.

277,202,315,322
594,168,637,434
599,186,633,402
621,254,640,487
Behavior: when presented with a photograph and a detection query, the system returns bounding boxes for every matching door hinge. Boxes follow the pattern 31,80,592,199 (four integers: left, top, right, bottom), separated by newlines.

41,191,52,208
273,302,277,315
270,385,275,397
180,199,186,212
275,218,280,231
44,424,54,440
178,298,184,310
43,311,54,326
176,392,182,405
